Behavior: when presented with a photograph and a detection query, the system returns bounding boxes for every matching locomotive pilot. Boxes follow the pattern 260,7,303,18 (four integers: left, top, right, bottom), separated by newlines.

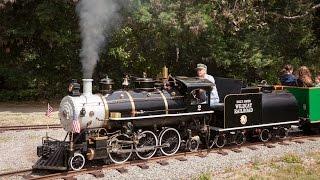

196,63,220,107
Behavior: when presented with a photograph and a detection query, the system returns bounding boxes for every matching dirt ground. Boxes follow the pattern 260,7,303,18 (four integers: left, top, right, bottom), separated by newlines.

0,102,60,126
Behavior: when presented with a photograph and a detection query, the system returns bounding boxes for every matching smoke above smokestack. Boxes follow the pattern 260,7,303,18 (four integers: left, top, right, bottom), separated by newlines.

76,0,121,78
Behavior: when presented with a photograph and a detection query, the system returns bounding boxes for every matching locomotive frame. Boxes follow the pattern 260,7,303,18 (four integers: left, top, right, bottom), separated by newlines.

33,71,317,171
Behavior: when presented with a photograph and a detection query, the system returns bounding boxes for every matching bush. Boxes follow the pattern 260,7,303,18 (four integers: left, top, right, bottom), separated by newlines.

0,89,40,101
0,68,29,90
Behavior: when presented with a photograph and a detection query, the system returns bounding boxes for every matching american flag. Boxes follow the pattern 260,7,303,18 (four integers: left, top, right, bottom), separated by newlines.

72,109,81,133
45,103,53,117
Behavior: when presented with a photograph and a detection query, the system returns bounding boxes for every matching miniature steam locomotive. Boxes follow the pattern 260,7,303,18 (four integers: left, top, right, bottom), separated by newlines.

33,67,317,171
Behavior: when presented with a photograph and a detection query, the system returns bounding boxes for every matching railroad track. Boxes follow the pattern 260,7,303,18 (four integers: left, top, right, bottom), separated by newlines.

1,134,319,180
0,169,32,178
0,124,61,132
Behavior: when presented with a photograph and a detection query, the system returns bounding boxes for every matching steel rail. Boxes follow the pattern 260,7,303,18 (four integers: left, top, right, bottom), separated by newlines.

0,169,32,177
0,124,61,132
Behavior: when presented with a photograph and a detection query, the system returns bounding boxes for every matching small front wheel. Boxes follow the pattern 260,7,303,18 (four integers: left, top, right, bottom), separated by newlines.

259,129,271,142
278,127,288,139
235,131,246,145
215,134,226,148
68,152,85,171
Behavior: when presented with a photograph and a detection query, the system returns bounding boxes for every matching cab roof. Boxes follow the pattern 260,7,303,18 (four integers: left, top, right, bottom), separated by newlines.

175,76,213,92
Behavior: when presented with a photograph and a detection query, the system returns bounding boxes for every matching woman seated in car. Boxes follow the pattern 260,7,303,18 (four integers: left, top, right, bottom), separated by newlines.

297,66,313,87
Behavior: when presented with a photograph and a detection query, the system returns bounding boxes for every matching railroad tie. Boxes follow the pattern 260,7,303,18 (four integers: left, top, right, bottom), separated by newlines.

231,148,242,153
157,160,169,166
116,167,128,174
22,174,34,179
264,143,276,148
196,152,207,158
137,163,149,169
89,170,105,178
247,146,258,150
62,176,77,180
293,140,304,144
216,150,228,156
278,141,290,146
175,157,187,161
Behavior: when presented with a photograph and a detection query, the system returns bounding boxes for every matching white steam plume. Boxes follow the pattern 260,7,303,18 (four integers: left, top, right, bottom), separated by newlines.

76,0,121,78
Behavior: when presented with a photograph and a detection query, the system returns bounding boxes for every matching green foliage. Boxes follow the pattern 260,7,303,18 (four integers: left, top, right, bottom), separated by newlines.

0,0,81,101
0,89,39,101
1,0,320,100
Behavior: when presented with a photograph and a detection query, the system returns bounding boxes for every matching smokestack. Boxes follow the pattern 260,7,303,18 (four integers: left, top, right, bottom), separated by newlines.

82,79,93,96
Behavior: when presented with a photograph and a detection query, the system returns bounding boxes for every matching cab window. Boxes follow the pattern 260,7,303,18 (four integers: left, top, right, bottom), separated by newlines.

190,88,208,105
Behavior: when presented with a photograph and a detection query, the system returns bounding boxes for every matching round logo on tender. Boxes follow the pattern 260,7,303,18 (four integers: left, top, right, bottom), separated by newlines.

240,115,247,125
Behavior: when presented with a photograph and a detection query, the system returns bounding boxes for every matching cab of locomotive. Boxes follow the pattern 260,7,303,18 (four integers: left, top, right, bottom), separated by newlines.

175,76,213,112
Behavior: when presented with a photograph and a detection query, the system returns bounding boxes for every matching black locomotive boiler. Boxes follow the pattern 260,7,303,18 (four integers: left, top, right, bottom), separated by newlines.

33,68,300,171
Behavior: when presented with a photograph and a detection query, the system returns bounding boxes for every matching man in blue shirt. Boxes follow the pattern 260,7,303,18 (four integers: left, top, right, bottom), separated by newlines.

196,64,220,107
280,64,297,86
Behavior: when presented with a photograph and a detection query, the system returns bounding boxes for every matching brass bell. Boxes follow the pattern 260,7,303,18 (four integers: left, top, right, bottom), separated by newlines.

122,75,129,87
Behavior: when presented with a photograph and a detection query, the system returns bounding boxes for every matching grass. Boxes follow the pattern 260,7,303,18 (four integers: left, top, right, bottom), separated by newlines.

199,152,320,180
0,102,60,126
246,152,320,180
0,112,59,126
223,166,234,173
251,157,263,170
307,152,320,164
281,153,302,163
0,136,11,143
0,167,15,173
272,164,319,180
196,172,212,180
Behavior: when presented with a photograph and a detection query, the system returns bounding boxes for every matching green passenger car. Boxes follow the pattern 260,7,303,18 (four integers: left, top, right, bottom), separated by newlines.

285,87,320,123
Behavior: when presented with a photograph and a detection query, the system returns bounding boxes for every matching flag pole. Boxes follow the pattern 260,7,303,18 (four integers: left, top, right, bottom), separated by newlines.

45,102,50,140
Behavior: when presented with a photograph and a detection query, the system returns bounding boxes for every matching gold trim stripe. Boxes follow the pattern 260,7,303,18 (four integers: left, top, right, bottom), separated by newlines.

125,91,135,116
159,90,168,114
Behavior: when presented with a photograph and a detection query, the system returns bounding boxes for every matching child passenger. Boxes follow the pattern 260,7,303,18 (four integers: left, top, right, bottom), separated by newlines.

314,74,320,87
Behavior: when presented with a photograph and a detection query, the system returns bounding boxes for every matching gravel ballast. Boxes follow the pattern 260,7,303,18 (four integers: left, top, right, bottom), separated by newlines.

0,129,320,179
89,138,320,180
0,129,65,173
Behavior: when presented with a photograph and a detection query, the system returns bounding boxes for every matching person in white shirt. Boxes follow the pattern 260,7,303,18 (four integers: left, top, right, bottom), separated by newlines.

196,63,220,107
